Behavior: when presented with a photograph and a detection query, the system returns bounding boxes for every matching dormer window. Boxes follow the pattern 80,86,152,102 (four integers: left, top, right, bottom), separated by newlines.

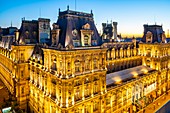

146,31,152,43
84,35,89,46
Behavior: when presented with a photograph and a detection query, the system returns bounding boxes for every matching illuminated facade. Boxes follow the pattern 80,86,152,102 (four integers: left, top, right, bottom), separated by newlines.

0,8,170,113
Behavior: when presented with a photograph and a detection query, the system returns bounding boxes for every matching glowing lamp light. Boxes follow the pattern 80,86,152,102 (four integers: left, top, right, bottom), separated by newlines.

131,72,138,78
114,76,122,84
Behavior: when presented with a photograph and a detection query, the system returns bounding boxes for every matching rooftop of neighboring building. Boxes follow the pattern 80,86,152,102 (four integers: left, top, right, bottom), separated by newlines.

142,24,166,43
58,6,93,19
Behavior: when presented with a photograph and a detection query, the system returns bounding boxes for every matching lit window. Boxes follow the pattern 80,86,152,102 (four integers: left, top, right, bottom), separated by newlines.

93,58,97,69
75,88,81,101
75,61,80,72
21,87,24,94
85,60,90,71
21,70,24,78
106,98,110,105
93,102,98,111
93,82,98,94
84,85,90,97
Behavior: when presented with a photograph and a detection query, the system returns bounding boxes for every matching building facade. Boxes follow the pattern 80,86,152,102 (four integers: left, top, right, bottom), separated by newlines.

0,8,170,113
101,21,121,42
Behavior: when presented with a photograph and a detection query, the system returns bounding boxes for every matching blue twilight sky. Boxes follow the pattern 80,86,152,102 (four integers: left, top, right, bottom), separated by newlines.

0,0,170,37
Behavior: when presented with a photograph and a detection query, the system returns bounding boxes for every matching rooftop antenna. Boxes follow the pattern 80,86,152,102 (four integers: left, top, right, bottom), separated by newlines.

168,29,169,38
39,8,41,18
154,15,156,25
67,5,69,10
11,21,12,27
75,0,77,11
22,17,25,21
91,10,93,15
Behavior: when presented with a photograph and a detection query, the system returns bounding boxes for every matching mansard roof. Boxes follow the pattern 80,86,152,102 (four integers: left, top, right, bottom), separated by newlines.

18,20,39,44
55,9,102,48
142,24,166,43
0,26,17,49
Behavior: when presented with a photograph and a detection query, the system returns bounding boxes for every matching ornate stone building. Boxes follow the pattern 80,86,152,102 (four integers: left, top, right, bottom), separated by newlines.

0,8,170,113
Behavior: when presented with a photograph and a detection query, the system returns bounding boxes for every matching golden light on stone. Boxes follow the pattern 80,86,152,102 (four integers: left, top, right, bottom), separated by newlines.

0,8,170,113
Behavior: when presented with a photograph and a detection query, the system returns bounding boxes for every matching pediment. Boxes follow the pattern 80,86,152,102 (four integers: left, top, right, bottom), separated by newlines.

82,23,90,29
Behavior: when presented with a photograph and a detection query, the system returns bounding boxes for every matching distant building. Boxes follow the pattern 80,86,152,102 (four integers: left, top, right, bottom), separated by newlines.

18,18,51,45
0,26,17,49
38,18,51,44
142,24,166,43
101,21,119,42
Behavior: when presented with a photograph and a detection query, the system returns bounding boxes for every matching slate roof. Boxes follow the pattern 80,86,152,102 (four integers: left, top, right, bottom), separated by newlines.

18,20,39,44
0,27,17,49
55,9,102,47
142,24,166,43
106,65,155,87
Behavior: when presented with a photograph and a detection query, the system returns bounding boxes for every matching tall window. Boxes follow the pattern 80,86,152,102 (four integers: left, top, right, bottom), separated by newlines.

75,61,80,72
106,98,110,105
93,82,98,94
51,58,57,70
84,105,90,113
93,102,98,111
84,85,90,97
75,88,81,101
21,87,24,94
52,84,56,99
21,70,24,78
93,58,97,69
85,60,90,71
84,35,89,46
21,53,24,62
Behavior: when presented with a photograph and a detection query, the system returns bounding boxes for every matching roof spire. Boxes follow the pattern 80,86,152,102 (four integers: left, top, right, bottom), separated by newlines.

11,21,12,27
59,8,60,13
91,10,93,14
39,8,41,18
67,5,69,10
167,29,169,38
75,0,77,11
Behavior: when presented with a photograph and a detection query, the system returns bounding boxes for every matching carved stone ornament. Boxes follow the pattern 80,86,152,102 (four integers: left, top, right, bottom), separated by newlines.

72,29,78,37
83,23,90,29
